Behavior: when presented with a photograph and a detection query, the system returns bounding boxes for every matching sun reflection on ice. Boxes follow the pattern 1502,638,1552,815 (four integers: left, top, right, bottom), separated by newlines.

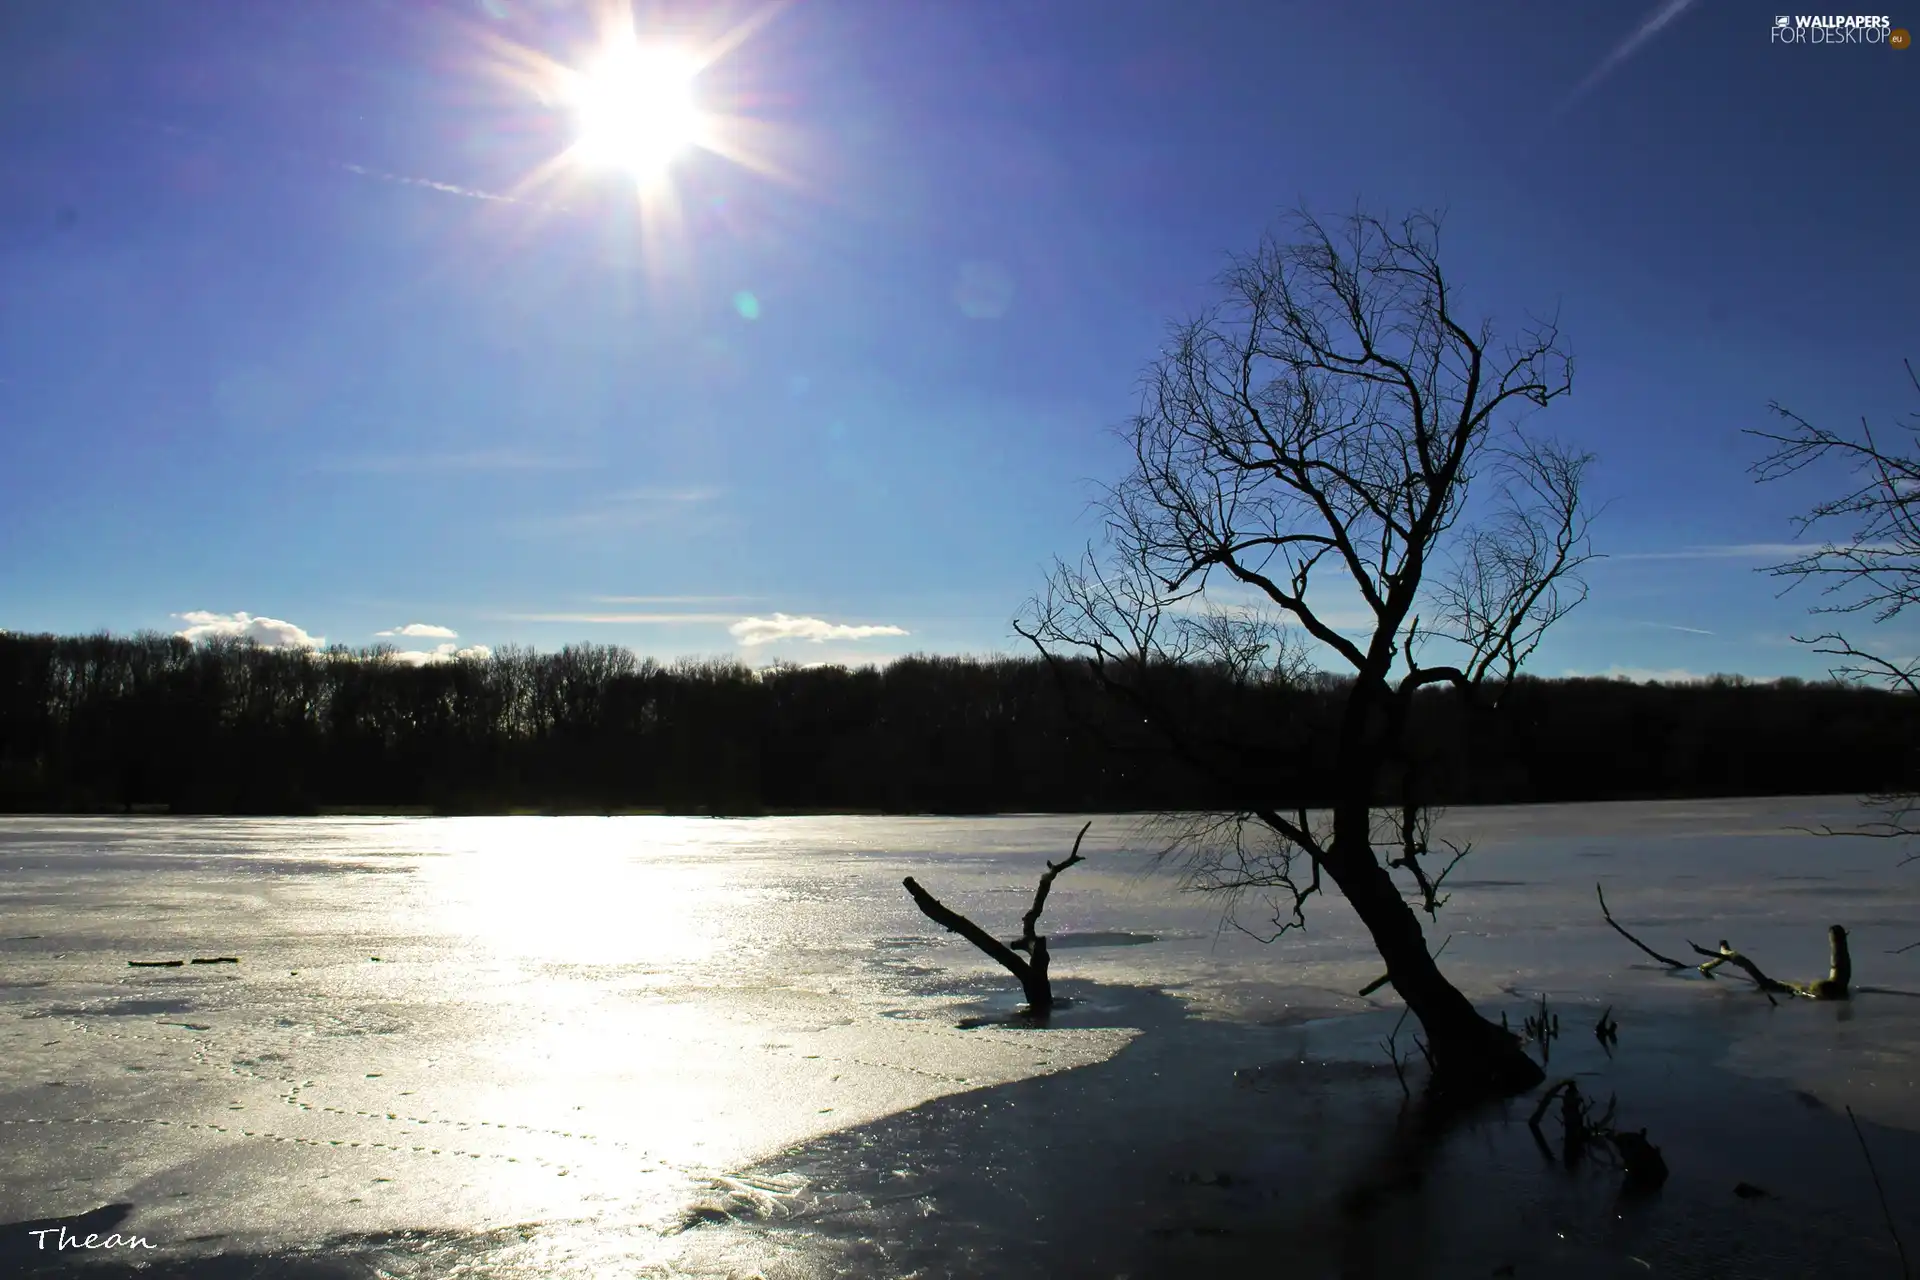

415,817,739,968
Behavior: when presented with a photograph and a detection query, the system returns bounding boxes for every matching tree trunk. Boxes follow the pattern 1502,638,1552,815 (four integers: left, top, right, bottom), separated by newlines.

1329,799,1543,1096
903,875,1056,1012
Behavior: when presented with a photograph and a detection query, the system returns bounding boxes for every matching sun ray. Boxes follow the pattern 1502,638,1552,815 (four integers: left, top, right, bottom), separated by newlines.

437,0,798,285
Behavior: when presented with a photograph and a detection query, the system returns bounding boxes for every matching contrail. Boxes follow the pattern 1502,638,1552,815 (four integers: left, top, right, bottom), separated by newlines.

130,115,568,213
1554,0,1698,119
337,161,525,206
1634,620,1716,635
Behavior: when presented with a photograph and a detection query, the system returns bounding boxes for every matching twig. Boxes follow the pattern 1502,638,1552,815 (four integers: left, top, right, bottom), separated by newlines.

1381,1003,1415,1098
1686,940,1794,998
1011,821,1091,952
1596,883,1688,969
1527,1078,1667,1188
1522,994,1560,1065
1846,1104,1911,1279
1528,1079,1574,1132
902,824,1090,1014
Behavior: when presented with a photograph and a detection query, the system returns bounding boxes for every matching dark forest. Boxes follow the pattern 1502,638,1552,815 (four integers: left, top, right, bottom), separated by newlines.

0,630,1911,816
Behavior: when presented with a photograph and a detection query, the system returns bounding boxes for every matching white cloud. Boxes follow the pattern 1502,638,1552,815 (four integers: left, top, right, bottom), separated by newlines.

752,651,911,672
728,613,910,647
376,622,458,638
384,643,493,665
174,611,324,649
500,613,740,625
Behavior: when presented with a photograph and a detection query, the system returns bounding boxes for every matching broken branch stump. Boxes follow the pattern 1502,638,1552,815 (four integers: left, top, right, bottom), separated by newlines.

902,821,1092,1014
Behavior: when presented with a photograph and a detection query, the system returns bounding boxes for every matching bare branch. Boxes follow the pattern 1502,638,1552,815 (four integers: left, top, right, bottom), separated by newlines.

1010,821,1091,952
1595,882,1689,969
1015,210,1588,928
1749,361,1920,626
1686,940,1794,998
1139,809,1329,940
1015,206,1585,1094
1381,799,1470,918
903,876,1041,998
1750,364,1920,855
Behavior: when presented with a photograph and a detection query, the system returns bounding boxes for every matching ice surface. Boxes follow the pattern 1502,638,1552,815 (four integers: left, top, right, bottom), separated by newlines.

0,799,1915,1276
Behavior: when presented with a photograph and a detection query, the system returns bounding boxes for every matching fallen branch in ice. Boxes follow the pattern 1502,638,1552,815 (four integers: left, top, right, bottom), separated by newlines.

1597,885,1853,1001
1595,883,1688,969
1687,940,1795,996
902,821,1091,1015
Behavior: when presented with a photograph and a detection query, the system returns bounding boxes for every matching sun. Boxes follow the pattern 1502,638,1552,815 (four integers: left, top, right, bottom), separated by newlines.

563,41,709,184
463,2,793,253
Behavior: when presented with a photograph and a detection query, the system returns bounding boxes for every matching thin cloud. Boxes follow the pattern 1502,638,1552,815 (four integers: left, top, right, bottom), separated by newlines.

592,595,759,605
499,613,741,625
608,486,725,504
1608,543,1823,562
1609,541,1906,562
512,487,724,536
377,623,458,639
174,610,324,649
1162,596,1379,634
318,451,594,474
729,613,910,647
1555,0,1697,119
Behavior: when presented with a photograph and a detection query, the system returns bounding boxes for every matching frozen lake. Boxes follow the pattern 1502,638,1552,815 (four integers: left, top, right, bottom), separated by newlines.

2,798,1917,1277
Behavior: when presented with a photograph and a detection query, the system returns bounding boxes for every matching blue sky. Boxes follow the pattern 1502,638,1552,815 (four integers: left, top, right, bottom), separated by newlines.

0,0,1913,678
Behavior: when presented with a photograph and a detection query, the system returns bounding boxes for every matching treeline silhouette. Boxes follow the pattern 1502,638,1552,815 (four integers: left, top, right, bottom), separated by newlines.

0,631,1912,815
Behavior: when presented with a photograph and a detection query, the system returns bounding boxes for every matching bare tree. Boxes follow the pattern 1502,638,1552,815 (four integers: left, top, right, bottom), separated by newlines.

1750,361,1920,856
1016,208,1595,1095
